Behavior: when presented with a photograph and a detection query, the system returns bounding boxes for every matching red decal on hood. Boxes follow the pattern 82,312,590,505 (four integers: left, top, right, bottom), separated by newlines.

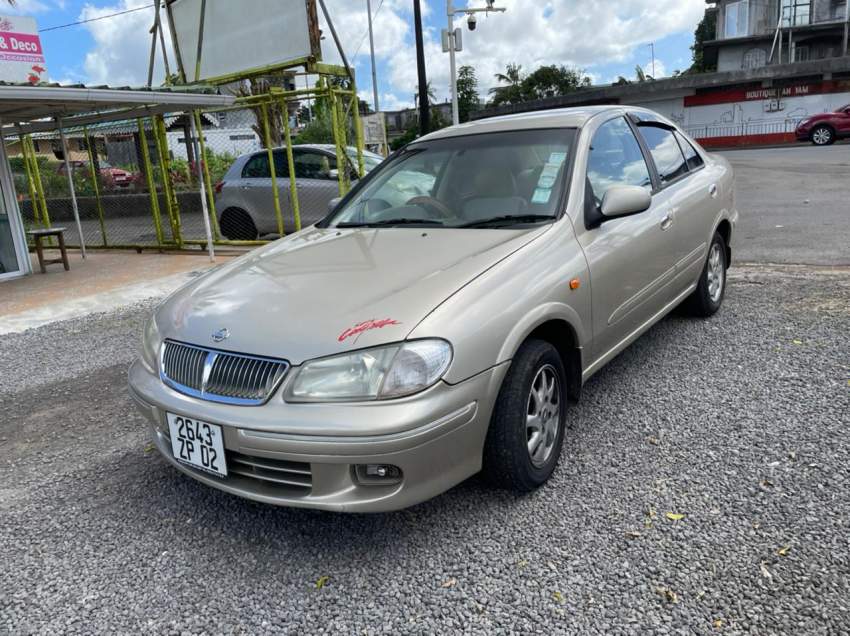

338,318,401,342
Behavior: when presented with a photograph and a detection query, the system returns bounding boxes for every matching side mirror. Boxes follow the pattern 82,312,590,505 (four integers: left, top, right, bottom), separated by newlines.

328,168,339,179
600,185,651,219
327,197,341,213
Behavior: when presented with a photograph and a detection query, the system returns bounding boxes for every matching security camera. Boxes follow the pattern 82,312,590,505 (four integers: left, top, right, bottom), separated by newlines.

467,13,477,30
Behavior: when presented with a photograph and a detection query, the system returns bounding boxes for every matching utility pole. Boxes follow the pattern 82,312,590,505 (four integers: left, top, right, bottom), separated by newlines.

413,0,429,136
367,0,380,112
648,42,656,78
444,1,506,126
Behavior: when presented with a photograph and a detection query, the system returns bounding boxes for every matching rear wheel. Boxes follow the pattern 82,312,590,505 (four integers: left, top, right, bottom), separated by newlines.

482,339,567,492
219,208,258,241
811,125,834,146
682,231,726,317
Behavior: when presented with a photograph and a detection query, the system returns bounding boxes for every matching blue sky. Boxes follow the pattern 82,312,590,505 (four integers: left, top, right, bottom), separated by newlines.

18,0,706,110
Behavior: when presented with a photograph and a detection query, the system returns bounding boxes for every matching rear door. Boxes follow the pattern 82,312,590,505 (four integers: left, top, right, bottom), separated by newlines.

291,150,342,227
634,122,717,291
577,115,679,362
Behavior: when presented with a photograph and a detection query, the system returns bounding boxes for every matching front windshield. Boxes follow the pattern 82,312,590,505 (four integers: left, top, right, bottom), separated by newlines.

347,149,382,172
326,128,575,228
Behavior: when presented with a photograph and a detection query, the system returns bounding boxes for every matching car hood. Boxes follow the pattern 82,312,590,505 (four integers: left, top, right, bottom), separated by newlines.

156,225,548,364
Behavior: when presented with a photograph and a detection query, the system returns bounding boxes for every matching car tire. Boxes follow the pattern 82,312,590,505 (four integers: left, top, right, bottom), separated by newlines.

482,339,567,492
811,125,835,146
682,231,727,317
219,208,258,241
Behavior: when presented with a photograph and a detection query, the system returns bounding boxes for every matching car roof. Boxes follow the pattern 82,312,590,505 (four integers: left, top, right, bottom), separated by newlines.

239,144,382,160
416,105,670,142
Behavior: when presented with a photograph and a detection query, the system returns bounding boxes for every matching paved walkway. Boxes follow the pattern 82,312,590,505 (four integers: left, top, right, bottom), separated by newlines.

0,249,238,334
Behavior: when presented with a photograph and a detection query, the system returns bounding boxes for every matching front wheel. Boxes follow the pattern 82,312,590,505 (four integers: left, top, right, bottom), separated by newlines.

811,125,834,146
682,231,727,317
482,339,567,492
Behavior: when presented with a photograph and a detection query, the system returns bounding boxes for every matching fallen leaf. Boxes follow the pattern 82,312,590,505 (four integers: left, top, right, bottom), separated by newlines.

665,512,685,521
759,562,773,579
517,559,528,568
792,339,803,345
714,618,724,629
656,587,678,604
647,436,660,445
553,591,565,604
760,478,774,488
441,578,457,588
143,443,155,453
777,545,791,557
547,561,558,572
315,575,330,589
625,530,642,539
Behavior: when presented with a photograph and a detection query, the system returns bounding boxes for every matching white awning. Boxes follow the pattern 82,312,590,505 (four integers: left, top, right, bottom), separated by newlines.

0,84,235,135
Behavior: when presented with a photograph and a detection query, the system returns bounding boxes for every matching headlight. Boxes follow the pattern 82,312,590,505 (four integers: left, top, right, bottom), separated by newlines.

285,339,452,402
140,316,161,372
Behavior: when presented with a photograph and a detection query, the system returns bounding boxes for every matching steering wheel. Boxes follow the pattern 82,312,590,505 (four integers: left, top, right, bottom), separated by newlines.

405,196,454,220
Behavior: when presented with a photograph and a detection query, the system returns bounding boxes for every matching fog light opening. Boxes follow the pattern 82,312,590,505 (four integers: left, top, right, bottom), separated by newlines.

355,464,403,485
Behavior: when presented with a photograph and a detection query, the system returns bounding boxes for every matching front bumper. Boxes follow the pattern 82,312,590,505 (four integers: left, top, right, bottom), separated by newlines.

128,358,508,512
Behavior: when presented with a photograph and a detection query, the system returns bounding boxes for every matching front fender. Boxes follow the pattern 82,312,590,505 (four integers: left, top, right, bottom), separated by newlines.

407,221,592,385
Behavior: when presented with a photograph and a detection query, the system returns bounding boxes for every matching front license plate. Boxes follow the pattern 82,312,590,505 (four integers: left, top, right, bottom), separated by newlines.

166,412,227,477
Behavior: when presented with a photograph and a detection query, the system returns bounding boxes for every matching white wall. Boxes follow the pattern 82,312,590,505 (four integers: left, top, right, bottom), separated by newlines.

166,128,261,160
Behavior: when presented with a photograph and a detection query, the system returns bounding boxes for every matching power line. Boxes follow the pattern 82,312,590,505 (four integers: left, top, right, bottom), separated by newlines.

351,0,385,60
39,3,155,33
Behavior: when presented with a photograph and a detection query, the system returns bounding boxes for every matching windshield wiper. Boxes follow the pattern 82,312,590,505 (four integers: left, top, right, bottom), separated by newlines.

459,214,555,228
336,218,445,228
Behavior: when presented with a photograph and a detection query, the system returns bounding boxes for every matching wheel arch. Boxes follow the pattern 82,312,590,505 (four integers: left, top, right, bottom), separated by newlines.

499,307,585,402
811,122,836,140
715,218,732,268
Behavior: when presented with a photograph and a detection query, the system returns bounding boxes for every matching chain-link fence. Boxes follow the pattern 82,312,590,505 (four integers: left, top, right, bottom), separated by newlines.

7,81,370,252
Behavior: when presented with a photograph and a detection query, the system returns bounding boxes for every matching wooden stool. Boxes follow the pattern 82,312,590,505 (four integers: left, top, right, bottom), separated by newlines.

27,227,70,274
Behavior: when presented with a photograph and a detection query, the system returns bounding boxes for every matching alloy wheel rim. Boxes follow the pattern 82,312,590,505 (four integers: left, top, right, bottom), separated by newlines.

813,128,831,145
706,242,724,303
526,364,561,468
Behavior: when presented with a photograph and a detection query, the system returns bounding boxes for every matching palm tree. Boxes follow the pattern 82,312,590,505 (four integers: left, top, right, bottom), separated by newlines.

488,63,523,106
414,80,436,106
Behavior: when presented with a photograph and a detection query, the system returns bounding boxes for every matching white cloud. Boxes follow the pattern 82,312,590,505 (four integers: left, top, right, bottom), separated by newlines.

321,0,704,109
3,0,50,15
80,0,167,87
74,0,703,109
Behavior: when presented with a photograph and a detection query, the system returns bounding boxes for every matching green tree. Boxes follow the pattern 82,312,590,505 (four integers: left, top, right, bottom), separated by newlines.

489,63,524,106
634,65,653,82
519,65,591,101
389,106,449,150
688,8,718,74
456,65,480,122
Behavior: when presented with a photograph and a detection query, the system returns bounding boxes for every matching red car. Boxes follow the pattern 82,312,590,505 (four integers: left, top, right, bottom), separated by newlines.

57,160,133,188
795,104,850,146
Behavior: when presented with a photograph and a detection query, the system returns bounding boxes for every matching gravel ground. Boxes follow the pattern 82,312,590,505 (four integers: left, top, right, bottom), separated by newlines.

1,263,848,634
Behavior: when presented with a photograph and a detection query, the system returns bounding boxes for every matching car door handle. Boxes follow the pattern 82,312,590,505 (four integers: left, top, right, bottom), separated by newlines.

660,211,674,231
709,183,718,198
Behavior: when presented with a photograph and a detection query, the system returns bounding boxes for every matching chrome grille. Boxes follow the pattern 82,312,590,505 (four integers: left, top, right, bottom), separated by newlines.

160,340,289,405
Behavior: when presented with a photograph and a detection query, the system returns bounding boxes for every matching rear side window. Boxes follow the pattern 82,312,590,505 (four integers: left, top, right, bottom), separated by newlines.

638,126,688,185
242,154,269,178
674,131,704,171
293,151,336,179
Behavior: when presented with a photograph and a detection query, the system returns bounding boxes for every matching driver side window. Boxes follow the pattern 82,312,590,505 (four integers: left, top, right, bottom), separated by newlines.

587,117,652,206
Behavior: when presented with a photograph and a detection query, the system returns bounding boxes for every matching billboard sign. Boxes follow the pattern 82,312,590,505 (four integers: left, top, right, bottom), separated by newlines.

361,113,387,146
167,0,321,83
0,15,47,84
